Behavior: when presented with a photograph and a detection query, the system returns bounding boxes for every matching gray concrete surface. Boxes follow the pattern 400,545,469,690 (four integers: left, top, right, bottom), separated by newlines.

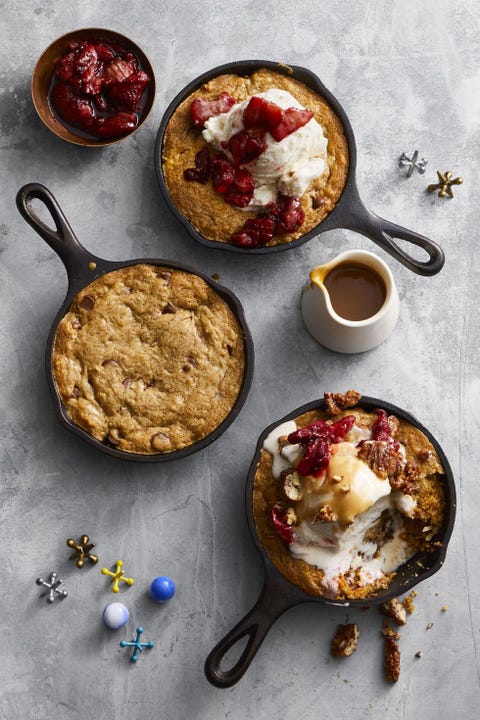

1,1,479,718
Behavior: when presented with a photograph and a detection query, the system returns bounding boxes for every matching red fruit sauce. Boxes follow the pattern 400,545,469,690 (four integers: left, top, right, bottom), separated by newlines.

49,38,152,140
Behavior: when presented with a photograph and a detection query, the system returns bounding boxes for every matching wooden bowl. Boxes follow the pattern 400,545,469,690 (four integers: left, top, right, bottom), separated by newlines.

32,28,156,147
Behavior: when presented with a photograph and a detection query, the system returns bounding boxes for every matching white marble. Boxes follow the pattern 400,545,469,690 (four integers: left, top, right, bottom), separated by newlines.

0,1,479,718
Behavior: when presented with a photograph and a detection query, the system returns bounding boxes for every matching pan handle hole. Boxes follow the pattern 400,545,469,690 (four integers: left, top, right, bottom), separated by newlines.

30,198,58,232
218,634,250,672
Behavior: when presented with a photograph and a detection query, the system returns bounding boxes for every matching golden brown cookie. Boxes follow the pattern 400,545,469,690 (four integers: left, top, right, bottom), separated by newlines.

52,264,245,454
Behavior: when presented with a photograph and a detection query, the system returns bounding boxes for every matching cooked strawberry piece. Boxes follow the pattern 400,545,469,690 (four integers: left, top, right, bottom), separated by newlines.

55,50,77,81
231,167,255,195
288,415,356,477
243,96,284,130
183,147,211,183
270,107,314,142
94,43,115,62
371,410,400,452
227,129,266,165
211,157,235,193
93,94,108,112
50,81,95,128
276,196,305,234
190,92,236,128
103,58,137,86
244,216,276,244
230,212,275,247
297,437,331,477
288,416,355,444
231,231,257,247
94,112,137,138
107,71,150,112
271,507,295,545
224,167,255,207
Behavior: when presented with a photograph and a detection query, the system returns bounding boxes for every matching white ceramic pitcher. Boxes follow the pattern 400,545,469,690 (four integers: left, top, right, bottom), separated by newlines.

301,249,400,354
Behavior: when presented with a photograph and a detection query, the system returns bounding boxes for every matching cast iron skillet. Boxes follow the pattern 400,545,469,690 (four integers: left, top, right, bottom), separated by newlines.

205,396,456,687
16,183,254,463
155,60,444,276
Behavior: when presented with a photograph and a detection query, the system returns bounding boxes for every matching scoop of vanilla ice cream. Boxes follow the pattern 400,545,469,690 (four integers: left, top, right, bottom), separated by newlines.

263,421,414,597
202,89,328,207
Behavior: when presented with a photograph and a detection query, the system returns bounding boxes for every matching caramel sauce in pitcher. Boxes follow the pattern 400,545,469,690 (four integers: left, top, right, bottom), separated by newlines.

322,262,386,321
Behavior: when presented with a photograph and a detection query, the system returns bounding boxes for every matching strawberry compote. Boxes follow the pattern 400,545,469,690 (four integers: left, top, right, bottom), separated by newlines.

49,38,152,140
183,91,323,247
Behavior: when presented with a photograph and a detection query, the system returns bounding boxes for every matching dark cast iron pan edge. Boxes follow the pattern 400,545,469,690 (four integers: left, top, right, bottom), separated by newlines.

155,60,444,276
16,182,254,463
205,396,456,687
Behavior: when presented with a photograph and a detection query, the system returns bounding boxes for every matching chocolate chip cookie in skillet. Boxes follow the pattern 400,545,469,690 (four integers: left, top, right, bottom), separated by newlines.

16,183,254,461
156,61,445,275
52,264,245,454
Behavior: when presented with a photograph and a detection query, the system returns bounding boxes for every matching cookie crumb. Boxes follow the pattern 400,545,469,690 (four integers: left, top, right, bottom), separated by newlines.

441,605,448,613
415,651,422,659
426,622,434,630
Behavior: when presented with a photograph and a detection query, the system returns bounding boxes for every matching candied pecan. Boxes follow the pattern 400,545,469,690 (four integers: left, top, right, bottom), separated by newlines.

381,622,401,640
280,468,303,502
331,624,359,657
313,504,337,523
324,390,361,416
358,440,398,479
390,460,419,494
381,598,407,626
384,637,401,682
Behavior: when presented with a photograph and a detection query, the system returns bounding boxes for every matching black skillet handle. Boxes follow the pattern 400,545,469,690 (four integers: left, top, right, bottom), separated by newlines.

204,576,294,688
16,183,98,284
339,191,445,276
323,184,446,276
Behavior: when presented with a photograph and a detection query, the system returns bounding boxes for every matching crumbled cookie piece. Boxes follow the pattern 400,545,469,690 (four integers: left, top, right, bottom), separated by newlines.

384,637,401,683
324,390,361,416
358,440,398,479
402,590,416,615
331,623,359,657
381,598,407,626
426,622,434,630
441,605,448,613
